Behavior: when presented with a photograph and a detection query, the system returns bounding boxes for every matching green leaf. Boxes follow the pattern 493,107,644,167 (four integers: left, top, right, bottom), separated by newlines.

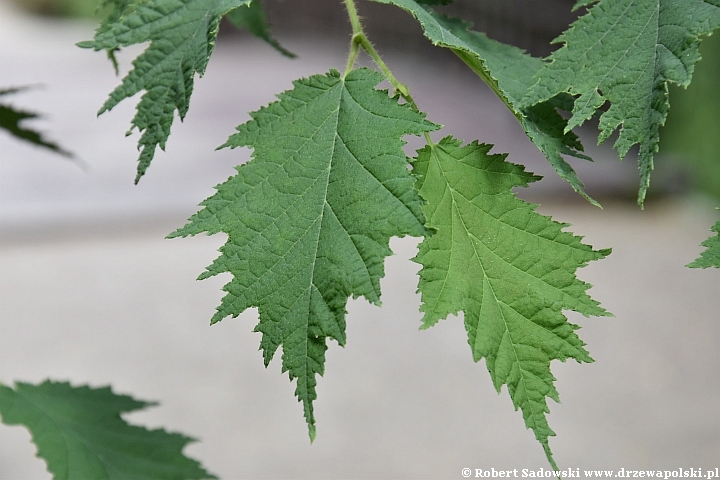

226,0,295,58
369,0,598,206
0,380,216,480
412,136,610,467
0,88,70,156
415,0,453,5
574,0,598,9
170,68,437,438
524,0,720,205
688,210,720,268
78,0,251,183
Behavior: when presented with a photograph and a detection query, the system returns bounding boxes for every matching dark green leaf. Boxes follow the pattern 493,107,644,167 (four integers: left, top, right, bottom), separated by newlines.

0,380,215,480
226,0,295,57
0,88,70,156
369,0,598,205
525,0,720,204
78,0,252,182
170,68,437,438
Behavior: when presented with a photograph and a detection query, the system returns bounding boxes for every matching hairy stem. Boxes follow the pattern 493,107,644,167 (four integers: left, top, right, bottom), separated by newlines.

343,0,362,75
340,3,409,104
344,0,363,36
345,34,361,76
342,0,433,145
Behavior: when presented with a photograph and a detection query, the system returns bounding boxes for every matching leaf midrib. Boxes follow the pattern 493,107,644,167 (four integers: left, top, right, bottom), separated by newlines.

429,148,546,441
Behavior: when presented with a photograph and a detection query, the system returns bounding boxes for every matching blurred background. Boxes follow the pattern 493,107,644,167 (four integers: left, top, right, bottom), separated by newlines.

1,0,719,478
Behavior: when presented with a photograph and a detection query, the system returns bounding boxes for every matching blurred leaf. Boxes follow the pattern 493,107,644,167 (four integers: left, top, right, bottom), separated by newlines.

226,0,295,57
0,380,216,480
662,32,720,200
0,87,70,157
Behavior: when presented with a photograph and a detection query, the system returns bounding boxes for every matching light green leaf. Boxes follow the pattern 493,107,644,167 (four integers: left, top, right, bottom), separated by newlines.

688,210,720,268
78,0,251,182
524,0,720,205
369,0,598,206
0,380,215,480
170,68,437,438
226,0,295,58
413,136,610,467
0,87,70,156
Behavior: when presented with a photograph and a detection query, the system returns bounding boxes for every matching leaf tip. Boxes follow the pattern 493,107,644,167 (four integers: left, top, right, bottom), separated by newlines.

542,439,560,473
308,424,317,443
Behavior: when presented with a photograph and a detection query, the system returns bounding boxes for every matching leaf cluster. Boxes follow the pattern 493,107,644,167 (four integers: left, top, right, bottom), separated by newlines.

78,0,720,468
3,0,720,476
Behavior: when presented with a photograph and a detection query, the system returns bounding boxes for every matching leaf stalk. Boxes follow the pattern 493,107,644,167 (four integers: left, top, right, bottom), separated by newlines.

341,1,409,101
342,0,432,146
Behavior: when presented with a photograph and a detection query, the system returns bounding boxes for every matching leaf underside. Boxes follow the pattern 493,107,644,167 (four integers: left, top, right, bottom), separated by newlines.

369,0,598,205
0,380,215,480
170,68,437,438
413,136,610,467
524,0,720,205
0,88,70,156
78,0,251,182
689,210,720,268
